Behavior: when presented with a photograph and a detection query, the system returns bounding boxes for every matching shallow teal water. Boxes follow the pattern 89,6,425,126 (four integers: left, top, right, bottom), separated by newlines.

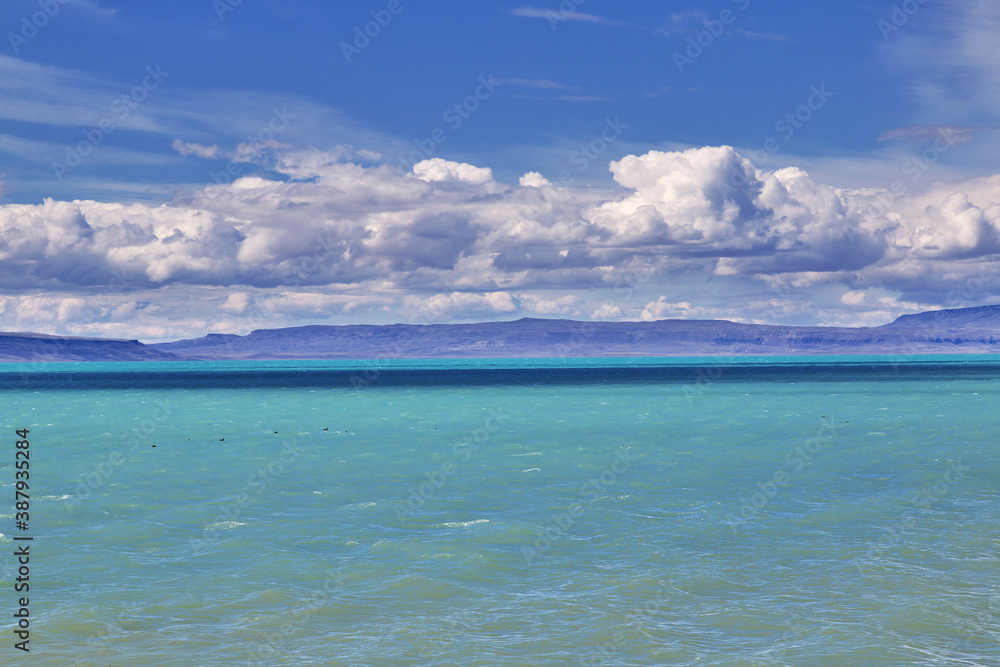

1,357,998,665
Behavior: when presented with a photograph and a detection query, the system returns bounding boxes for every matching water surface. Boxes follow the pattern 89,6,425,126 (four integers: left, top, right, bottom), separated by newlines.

1,356,997,665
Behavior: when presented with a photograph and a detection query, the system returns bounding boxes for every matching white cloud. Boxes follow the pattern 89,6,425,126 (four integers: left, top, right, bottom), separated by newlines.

260,291,387,319
403,292,518,322
640,298,716,322
221,292,252,315
70,0,118,19
500,78,573,90
592,304,622,319
518,294,583,316
413,158,495,185
0,56,399,187
172,139,222,159
596,146,759,244
510,7,627,27
886,0,1000,123
519,172,551,188
840,290,868,306
733,29,795,43
2,144,1000,339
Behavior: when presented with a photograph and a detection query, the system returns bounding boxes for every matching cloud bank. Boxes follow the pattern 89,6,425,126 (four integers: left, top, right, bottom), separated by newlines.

1,144,998,341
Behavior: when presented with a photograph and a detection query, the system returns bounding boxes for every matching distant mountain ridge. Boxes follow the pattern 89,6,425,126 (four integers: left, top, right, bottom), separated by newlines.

882,304,1000,328
2,304,1000,362
0,332,180,362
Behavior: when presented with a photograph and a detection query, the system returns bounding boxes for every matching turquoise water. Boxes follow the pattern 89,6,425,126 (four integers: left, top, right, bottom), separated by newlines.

1,356,998,665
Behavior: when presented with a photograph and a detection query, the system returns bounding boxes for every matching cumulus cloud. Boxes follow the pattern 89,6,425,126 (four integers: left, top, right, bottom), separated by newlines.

403,292,518,322
824,291,923,327
1,145,1000,339
519,172,552,188
640,298,717,322
595,146,761,244
592,304,622,319
517,294,584,316
413,158,495,185
221,292,253,315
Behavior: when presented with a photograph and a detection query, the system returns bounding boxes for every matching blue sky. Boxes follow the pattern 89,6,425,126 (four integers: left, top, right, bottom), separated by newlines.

1,0,999,341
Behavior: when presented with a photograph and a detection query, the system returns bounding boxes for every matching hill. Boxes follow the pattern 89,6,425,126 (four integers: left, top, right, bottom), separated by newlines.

0,332,181,362
883,304,1000,328
3,305,1000,362
148,314,1000,359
